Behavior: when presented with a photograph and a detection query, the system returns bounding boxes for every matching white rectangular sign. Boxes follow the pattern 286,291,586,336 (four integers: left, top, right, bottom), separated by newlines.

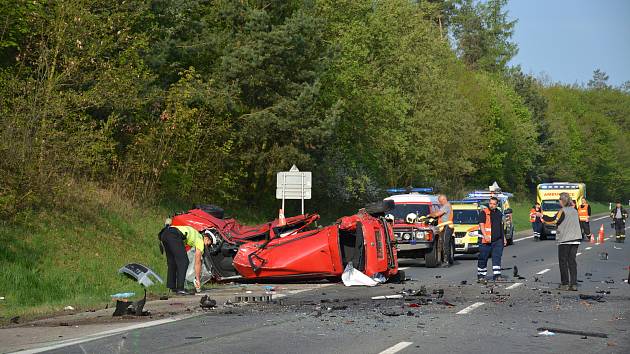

276,171,312,200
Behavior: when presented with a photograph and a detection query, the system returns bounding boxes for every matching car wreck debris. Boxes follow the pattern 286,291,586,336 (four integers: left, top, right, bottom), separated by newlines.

536,327,608,338
112,290,148,316
168,204,400,283
118,263,164,287
200,295,217,309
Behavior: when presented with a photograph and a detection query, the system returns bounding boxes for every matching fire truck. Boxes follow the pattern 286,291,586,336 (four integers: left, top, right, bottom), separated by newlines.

383,188,446,268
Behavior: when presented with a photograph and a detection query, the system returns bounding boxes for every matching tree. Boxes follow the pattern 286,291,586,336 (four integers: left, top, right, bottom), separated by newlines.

587,69,610,90
449,0,517,72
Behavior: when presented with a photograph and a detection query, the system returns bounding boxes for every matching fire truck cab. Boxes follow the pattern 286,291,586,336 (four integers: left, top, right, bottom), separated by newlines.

384,188,444,268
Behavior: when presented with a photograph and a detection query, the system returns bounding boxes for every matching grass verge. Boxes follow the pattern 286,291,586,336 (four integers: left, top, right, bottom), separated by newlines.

510,200,611,232
0,186,174,322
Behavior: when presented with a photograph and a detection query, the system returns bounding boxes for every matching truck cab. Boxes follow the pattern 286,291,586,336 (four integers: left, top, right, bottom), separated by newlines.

536,182,586,239
383,188,444,267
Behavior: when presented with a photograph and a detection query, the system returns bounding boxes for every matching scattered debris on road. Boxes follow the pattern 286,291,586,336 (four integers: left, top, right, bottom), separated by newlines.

579,294,606,302
200,295,217,309
537,330,556,336
537,327,608,338
118,263,164,287
371,295,404,300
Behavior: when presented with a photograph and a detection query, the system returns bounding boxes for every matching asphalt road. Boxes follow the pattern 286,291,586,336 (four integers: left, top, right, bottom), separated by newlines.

43,216,630,354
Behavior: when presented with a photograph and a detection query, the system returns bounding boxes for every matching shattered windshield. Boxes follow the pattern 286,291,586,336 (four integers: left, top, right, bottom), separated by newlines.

453,209,479,225
542,200,561,212
390,204,431,221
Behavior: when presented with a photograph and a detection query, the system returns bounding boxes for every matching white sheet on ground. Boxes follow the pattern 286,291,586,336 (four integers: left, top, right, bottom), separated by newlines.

341,262,379,287
185,248,213,285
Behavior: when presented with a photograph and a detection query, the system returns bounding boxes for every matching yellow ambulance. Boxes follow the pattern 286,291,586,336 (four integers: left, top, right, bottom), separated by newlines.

536,182,586,239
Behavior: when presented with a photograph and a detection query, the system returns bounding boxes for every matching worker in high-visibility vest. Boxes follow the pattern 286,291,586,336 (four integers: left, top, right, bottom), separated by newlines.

476,197,505,284
530,203,543,241
577,197,592,242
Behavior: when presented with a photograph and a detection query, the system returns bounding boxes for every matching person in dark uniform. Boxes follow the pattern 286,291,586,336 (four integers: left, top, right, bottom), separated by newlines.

610,201,628,242
476,197,506,284
159,225,212,295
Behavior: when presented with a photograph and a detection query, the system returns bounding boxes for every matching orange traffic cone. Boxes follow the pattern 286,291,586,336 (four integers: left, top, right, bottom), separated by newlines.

278,209,286,227
598,224,605,244
590,232,595,244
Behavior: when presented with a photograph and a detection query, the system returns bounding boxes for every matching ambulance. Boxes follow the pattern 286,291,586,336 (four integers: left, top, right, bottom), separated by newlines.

451,201,483,254
536,182,586,239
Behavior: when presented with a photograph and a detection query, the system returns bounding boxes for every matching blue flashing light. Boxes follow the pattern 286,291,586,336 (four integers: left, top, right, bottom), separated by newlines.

387,187,434,194
451,200,482,204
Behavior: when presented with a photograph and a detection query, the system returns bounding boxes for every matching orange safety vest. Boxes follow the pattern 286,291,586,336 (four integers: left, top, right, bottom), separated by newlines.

481,208,492,244
529,208,537,223
577,204,589,222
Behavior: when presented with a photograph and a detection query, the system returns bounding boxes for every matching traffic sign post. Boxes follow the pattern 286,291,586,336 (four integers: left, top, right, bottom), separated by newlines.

276,165,312,215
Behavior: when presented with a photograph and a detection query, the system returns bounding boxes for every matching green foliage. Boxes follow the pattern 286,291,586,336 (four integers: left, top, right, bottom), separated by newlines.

449,0,517,72
0,0,627,218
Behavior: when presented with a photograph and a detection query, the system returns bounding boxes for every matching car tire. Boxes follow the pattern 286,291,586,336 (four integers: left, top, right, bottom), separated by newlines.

388,270,406,284
425,237,441,268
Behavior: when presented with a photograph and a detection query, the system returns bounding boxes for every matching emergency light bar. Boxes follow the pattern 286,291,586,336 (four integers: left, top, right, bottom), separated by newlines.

467,191,513,198
538,184,580,189
387,187,434,194
451,200,481,204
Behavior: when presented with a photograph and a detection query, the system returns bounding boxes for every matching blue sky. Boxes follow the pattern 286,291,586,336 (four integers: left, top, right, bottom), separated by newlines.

506,0,630,86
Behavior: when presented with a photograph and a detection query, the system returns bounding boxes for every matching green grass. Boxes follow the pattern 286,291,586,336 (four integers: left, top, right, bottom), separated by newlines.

0,185,292,322
0,186,174,322
509,200,612,232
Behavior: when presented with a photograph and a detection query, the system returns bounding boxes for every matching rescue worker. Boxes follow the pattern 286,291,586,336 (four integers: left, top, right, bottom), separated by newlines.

610,200,628,242
429,194,454,267
158,224,212,295
577,197,592,242
476,197,506,284
529,203,543,241
541,192,581,291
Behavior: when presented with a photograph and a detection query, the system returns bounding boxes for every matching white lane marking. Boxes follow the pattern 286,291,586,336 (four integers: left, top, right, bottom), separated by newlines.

379,342,414,354
585,247,592,250
456,302,485,315
274,284,334,299
398,267,410,270
605,237,611,241
506,282,523,290
592,215,609,221
536,268,551,275
513,235,535,243
576,252,582,256
12,316,189,354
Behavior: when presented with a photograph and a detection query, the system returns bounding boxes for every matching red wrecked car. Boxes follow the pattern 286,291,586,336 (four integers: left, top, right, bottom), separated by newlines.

167,203,400,282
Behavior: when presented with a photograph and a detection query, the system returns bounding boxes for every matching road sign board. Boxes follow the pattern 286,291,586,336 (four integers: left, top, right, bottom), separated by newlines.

276,165,312,214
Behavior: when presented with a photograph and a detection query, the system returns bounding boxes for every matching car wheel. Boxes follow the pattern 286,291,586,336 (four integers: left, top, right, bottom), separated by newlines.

388,270,406,284
425,236,441,268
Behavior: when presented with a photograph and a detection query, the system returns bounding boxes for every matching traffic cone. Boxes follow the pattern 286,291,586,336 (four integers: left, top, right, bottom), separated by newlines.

590,231,595,244
598,224,605,244
278,209,286,227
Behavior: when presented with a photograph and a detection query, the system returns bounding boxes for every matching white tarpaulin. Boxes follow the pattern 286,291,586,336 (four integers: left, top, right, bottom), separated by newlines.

185,248,213,286
341,262,378,287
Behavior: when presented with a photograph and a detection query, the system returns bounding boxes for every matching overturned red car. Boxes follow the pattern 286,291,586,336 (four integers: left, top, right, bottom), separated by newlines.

167,204,400,282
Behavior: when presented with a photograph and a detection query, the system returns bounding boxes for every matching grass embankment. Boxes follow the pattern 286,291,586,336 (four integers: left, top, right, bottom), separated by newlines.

0,188,171,322
509,200,611,232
